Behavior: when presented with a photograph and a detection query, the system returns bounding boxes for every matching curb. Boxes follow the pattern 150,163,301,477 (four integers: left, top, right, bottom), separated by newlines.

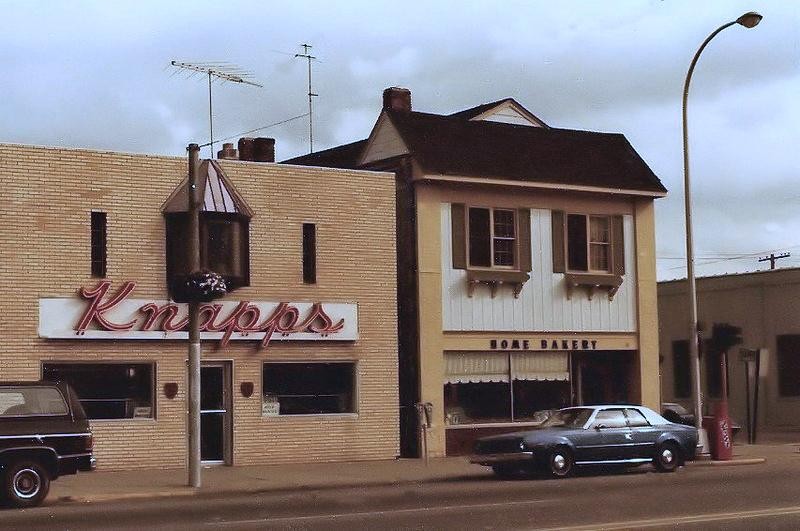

689,457,766,467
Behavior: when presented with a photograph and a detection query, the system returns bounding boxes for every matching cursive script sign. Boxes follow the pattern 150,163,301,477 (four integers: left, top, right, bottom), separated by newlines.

39,281,358,349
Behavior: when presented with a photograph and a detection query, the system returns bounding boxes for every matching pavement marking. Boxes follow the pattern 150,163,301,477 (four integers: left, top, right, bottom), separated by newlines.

539,505,800,530
209,497,559,526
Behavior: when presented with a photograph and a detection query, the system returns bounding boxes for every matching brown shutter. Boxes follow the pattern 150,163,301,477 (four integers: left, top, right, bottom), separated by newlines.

517,208,532,272
451,203,467,269
612,215,625,276
551,210,566,273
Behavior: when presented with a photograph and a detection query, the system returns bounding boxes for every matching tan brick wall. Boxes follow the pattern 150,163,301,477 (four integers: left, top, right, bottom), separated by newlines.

0,143,398,470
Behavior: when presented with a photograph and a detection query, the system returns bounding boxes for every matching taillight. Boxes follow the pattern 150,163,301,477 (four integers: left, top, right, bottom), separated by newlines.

85,434,94,450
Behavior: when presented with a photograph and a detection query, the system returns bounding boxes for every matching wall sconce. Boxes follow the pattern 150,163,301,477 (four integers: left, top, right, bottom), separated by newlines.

240,381,254,398
164,382,179,399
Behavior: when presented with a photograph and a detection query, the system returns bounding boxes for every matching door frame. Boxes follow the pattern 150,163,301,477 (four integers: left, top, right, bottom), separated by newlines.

200,360,234,465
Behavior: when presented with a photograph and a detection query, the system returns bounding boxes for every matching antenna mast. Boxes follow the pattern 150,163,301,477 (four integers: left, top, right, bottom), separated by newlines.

295,44,318,153
170,61,263,158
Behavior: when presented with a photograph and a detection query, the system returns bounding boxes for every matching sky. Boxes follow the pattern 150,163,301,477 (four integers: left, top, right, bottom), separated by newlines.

1,0,798,280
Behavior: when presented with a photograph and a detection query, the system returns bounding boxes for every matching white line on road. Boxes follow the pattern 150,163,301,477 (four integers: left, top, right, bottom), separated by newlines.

209,497,558,526
539,505,800,530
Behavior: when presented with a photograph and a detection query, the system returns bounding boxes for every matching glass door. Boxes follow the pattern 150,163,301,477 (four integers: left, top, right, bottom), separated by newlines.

200,362,232,464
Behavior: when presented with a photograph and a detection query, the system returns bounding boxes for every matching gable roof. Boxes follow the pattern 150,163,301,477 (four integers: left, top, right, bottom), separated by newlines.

449,98,548,127
386,110,666,194
283,101,665,196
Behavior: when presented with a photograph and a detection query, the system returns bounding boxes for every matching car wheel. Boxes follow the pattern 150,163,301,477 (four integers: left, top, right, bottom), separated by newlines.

547,446,574,478
3,460,51,508
654,442,682,473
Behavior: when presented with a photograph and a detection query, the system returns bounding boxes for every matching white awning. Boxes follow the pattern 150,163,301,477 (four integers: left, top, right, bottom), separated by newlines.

444,351,569,384
445,352,509,384
512,352,569,381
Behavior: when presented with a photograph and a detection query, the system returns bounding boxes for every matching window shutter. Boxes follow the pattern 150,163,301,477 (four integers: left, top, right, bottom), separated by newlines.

451,203,467,269
612,215,625,276
517,208,532,272
551,210,566,273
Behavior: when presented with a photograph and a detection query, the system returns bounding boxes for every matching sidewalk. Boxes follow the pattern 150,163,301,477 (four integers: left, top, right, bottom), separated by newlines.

50,441,799,505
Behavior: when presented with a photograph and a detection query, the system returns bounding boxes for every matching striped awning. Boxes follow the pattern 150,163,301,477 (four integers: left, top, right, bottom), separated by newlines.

444,352,569,384
161,160,253,217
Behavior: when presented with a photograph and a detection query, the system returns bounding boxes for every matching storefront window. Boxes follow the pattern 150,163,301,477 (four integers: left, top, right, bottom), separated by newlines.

262,362,355,416
42,363,154,420
444,352,570,425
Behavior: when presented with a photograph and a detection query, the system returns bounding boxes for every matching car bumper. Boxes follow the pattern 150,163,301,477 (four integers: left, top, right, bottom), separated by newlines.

469,451,536,466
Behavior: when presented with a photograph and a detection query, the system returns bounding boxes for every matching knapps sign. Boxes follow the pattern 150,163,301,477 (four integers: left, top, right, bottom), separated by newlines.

39,281,358,349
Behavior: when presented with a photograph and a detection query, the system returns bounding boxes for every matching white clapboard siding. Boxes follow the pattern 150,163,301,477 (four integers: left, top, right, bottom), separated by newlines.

441,204,637,332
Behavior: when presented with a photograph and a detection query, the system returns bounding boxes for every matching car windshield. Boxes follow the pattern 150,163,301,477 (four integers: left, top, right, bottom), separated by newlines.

540,408,593,429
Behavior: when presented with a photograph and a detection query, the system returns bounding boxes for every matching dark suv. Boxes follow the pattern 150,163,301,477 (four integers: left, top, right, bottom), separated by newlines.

0,381,95,508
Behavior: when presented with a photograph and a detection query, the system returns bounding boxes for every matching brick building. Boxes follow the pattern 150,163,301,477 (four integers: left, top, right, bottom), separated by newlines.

0,142,398,470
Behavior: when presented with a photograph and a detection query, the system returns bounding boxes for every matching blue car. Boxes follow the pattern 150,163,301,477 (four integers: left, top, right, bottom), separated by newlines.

470,405,698,478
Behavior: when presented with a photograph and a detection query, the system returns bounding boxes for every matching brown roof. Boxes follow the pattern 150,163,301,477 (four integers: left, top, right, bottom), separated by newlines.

284,107,665,195
161,160,254,216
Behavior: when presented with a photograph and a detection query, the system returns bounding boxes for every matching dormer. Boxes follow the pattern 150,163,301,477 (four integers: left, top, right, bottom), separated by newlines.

161,160,253,300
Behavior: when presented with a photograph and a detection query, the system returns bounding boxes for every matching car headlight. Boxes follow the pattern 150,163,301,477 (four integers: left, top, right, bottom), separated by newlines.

519,441,527,451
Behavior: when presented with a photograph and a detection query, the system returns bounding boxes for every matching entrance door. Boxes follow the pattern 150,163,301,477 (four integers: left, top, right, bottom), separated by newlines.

201,362,232,464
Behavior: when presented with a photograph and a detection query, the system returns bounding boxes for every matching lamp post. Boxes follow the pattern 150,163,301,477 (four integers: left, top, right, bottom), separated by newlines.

682,11,762,455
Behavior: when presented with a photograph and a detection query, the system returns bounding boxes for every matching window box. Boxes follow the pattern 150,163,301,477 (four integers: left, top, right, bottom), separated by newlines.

563,273,623,301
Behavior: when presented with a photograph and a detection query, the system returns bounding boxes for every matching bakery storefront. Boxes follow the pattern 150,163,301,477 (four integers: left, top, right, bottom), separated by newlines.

2,141,398,470
442,335,639,454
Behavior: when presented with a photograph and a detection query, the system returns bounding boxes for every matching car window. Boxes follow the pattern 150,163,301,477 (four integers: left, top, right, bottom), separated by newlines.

0,387,68,417
624,408,650,427
541,408,593,428
591,409,627,428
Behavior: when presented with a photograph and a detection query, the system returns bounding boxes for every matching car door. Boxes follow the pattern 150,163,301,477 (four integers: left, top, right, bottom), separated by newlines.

625,407,659,459
585,408,634,461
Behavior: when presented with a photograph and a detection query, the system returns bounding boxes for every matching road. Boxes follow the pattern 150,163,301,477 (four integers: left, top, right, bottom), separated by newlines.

3,457,800,530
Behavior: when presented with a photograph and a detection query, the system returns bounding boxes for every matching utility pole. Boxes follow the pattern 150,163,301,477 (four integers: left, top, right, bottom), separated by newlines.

758,252,790,270
187,143,202,488
295,44,317,153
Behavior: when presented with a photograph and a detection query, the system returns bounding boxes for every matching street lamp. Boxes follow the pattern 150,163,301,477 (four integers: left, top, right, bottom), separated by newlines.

682,11,762,455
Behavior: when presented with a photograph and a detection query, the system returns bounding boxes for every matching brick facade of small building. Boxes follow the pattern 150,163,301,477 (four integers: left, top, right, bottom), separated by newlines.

0,143,398,470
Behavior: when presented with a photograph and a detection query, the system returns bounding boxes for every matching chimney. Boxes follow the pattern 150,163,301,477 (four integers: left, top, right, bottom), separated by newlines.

252,137,275,163
217,143,238,160
238,137,255,161
382,87,411,113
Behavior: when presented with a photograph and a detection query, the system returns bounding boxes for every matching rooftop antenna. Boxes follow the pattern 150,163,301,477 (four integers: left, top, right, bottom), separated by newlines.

295,44,317,153
170,61,263,158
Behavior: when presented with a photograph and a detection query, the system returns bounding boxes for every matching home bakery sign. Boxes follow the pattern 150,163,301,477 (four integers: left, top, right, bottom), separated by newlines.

38,281,357,348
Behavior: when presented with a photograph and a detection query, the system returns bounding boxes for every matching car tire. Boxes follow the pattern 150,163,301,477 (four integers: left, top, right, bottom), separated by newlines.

547,446,574,478
2,460,51,508
654,442,682,473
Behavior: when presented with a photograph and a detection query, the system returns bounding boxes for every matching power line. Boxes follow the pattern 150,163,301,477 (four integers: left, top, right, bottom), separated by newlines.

196,112,310,149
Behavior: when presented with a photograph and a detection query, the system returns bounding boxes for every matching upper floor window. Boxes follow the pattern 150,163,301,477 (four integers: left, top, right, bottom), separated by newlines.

468,207,517,268
777,335,800,397
91,211,107,278
303,223,317,284
567,214,610,273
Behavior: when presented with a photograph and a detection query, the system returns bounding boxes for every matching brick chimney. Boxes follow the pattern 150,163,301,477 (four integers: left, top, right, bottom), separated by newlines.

217,143,238,160
383,87,411,113
237,137,275,162
252,137,275,163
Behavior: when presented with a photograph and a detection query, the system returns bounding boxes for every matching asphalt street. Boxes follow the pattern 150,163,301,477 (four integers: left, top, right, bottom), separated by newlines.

3,455,800,530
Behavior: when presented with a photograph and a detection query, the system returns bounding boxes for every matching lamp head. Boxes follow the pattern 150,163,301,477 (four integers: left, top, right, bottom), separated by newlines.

736,11,762,28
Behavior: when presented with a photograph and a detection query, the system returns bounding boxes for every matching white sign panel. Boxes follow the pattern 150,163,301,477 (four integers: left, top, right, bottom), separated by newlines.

38,281,358,347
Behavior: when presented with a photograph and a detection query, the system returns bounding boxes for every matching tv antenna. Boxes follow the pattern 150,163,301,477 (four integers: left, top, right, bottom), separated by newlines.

170,61,263,158
295,44,318,153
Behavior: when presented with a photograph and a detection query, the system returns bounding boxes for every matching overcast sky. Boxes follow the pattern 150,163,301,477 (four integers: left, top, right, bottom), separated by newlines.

2,1,798,280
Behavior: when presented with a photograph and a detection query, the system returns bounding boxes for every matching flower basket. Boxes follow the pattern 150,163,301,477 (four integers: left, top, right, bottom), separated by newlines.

184,270,228,302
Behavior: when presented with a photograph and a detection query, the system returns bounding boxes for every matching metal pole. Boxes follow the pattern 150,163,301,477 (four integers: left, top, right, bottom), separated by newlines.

187,143,202,487
208,73,214,159
682,20,736,455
